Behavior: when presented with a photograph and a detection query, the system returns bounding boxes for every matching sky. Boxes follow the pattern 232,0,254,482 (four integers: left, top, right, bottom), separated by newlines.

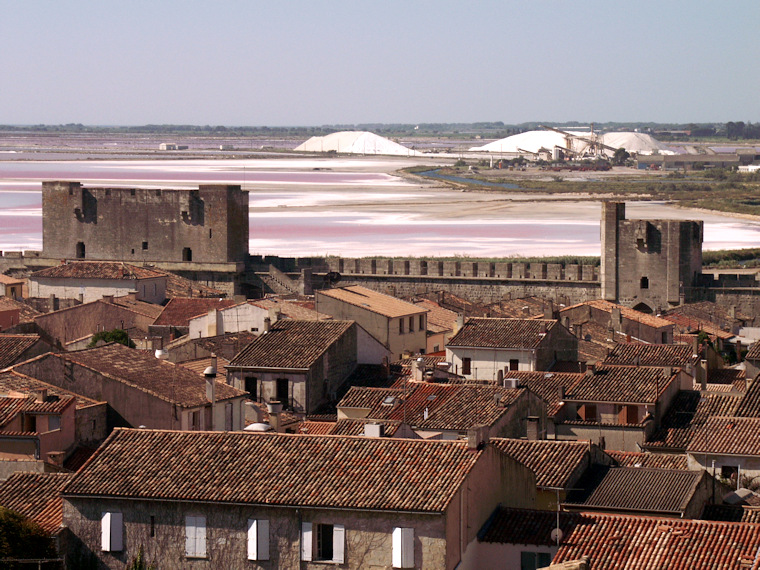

2,1,759,126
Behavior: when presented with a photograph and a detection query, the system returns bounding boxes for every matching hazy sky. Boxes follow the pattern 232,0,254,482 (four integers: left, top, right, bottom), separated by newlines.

2,1,758,126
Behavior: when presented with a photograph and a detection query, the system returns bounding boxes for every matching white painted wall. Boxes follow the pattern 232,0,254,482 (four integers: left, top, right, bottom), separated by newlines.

445,347,536,380
29,276,166,304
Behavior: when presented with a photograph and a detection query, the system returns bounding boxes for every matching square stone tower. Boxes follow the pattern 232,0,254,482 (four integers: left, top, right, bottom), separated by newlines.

41,182,249,265
600,202,702,313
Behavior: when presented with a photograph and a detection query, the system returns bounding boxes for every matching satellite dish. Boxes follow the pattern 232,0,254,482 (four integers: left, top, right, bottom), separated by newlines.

551,528,564,544
323,271,342,287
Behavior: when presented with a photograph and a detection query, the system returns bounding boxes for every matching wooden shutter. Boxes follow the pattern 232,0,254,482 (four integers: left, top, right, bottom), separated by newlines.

185,516,195,556
195,516,206,557
332,524,345,564
246,519,269,561
301,522,313,561
393,527,414,568
101,512,122,552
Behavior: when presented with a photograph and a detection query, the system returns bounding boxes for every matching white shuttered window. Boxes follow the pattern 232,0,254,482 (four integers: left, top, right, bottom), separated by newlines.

185,515,207,558
247,519,269,561
101,512,123,552
301,522,313,561
392,527,414,568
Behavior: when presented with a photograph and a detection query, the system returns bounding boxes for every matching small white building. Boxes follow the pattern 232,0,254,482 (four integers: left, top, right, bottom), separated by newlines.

445,318,578,379
28,261,166,304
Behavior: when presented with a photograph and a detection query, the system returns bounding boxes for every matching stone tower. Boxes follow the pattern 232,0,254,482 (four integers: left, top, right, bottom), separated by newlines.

600,202,703,313
41,182,249,265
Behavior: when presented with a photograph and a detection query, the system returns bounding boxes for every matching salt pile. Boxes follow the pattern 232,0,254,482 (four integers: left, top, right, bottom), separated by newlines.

601,132,674,155
469,130,592,155
295,131,422,156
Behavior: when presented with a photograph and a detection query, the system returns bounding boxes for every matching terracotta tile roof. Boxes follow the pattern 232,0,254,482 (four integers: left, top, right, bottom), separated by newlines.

606,450,688,470
566,365,677,405
339,383,527,431
0,370,101,408
645,391,741,452
604,343,695,367
0,274,23,286
109,295,164,320
665,301,749,329
412,299,459,333
63,445,99,472
566,466,705,515
561,299,674,329
62,343,246,407
551,512,760,569
31,261,164,281
0,472,73,535
153,297,237,327
63,428,483,513
747,341,760,361
297,420,336,435
178,357,230,381
228,320,354,369
0,395,74,428
0,334,42,369
160,270,226,299
327,419,401,437
688,416,760,457
446,318,558,349
662,313,735,340
495,371,583,416
0,298,40,324
479,507,584,546
491,438,592,489
735,379,760,417
249,298,329,320
318,285,425,319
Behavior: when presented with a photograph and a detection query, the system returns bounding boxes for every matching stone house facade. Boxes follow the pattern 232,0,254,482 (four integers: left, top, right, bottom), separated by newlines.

61,429,537,569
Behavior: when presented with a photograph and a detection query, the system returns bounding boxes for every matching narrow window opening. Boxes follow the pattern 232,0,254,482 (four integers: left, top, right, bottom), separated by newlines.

316,524,334,561
75,242,86,259
142,241,148,251
640,276,649,289
150,515,155,537
209,229,212,239
182,247,193,262
462,357,472,375
130,189,136,196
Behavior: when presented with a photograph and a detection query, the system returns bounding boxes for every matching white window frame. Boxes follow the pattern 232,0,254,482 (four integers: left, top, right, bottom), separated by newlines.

301,522,344,563
101,512,123,552
247,519,269,561
393,527,414,568
185,515,207,558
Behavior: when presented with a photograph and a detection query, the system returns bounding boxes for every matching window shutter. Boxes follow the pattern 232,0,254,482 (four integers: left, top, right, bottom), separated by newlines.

393,527,414,568
111,512,123,552
185,516,196,556
195,516,206,557
332,524,345,564
101,512,111,551
301,522,313,561
247,519,257,560
101,512,122,552
248,519,269,561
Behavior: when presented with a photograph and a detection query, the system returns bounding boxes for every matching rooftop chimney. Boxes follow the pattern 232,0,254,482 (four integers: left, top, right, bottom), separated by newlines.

527,416,540,440
268,307,281,324
467,425,489,451
544,300,554,320
364,423,384,437
454,314,465,334
102,295,114,304
267,400,283,432
413,357,425,381
263,317,271,333
33,389,47,403
558,386,565,402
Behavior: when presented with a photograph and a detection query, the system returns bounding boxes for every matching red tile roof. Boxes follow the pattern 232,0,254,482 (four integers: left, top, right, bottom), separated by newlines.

0,370,102,409
644,391,741,452
228,320,355,369
153,297,237,327
491,438,593,489
494,371,583,416
63,428,483,513
338,382,527,431
566,365,677,405
0,334,42,369
688,416,760,457
0,395,74,429
412,299,459,333
561,299,674,329
447,317,559,349
318,285,425,319
61,343,246,407
551,512,760,569
606,450,688,470
248,298,329,321
604,343,695,367
661,313,735,340
0,472,73,535
31,261,164,281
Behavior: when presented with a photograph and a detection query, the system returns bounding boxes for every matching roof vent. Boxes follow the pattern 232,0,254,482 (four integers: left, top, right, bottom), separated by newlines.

364,423,384,437
503,378,519,389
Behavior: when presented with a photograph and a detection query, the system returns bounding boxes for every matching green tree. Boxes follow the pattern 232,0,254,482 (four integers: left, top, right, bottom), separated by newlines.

87,328,135,348
612,147,630,166
0,507,55,561
126,545,157,570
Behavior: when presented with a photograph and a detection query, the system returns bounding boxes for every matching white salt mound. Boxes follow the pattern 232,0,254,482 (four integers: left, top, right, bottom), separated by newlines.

296,131,422,156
